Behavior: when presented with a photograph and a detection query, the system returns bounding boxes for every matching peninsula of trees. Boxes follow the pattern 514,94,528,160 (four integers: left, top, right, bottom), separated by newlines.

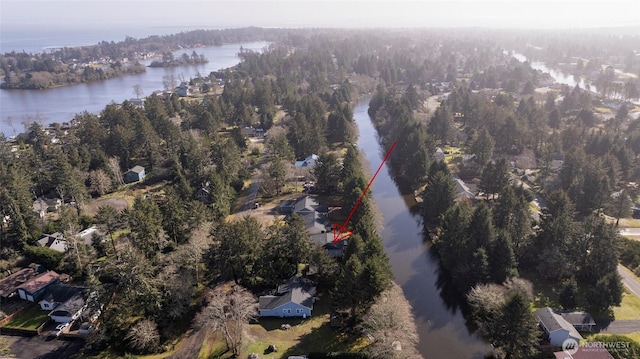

0,28,274,89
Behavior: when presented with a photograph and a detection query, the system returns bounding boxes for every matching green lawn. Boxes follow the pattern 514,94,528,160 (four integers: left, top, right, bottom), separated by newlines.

241,297,363,358
612,289,640,320
3,304,50,330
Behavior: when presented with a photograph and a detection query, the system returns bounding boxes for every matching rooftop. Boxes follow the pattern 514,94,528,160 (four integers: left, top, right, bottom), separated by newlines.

0,265,42,297
17,271,60,295
260,278,316,311
534,307,583,341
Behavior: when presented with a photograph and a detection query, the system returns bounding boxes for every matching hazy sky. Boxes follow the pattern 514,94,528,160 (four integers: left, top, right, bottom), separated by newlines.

2,0,639,29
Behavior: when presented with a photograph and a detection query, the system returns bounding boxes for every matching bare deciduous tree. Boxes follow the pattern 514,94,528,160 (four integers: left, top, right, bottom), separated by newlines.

89,169,112,196
359,283,422,359
196,285,257,356
163,74,177,91
107,157,124,186
125,319,160,353
133,84,144,99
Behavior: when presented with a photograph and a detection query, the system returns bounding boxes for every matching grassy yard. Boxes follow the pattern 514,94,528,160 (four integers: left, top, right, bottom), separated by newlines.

612,288,640,320
585,332,640,345
3,304,50,330
617,217,640,228
241,297,362,358
525,267,640,321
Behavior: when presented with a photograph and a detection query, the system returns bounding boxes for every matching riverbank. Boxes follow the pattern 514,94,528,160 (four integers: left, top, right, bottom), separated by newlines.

352,98,490,358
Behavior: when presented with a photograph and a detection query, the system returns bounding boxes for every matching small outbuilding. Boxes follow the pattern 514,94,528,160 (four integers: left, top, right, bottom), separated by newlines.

124,165,145,183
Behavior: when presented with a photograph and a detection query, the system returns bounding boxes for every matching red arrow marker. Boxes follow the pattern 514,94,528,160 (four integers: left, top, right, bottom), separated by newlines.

333,141,397,243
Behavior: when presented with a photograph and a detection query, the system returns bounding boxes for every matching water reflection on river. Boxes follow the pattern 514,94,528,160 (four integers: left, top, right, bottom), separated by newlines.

353,98,490,358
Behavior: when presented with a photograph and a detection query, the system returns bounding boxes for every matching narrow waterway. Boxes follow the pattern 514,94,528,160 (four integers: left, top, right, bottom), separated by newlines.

353,98,490,358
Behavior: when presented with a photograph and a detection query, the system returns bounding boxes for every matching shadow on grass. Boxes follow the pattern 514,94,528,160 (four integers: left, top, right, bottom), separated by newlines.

279,323,356,358
257,317,309,332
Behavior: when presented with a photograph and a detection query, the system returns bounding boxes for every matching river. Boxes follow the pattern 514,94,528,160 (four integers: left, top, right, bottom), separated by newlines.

510,52,594,92
0,41,269,136
353,98,490,359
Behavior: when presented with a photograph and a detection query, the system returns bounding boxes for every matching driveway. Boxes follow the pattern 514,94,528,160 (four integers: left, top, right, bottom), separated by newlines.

595,319,640,335
1,334,84,359
618,264,640,299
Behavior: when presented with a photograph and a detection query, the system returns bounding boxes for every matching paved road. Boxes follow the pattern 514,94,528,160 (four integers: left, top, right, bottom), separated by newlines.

595,319,640,334
620,228,640,236
618,264,640,299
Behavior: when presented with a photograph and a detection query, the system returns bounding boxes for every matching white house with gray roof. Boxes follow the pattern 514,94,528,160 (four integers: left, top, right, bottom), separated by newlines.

534,307,584,346
258,277,316,318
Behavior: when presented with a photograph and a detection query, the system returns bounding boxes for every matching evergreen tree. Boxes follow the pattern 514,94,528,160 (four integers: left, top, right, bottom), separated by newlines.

489,231,518,283
470,127,495,165
493,293,540,359
313,153,342,194
559,277,579,310
421,169,455,227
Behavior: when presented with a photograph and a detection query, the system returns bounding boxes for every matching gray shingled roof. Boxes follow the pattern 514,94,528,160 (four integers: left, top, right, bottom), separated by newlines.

300,212,329,235
534,307,583,339
560,311,596,327
294,196,319,214
39,284,86,305
259,278,316,311
50,291,85,317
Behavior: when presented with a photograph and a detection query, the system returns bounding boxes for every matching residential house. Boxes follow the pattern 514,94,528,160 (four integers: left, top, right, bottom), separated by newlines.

295,154,319,169
279,196,327,215
302,212,331,235
78,226,102,246
16,271,61,302
33,199,48,219
280,196,332,255
553,345,614,359
195,184,211,203
128,98,144,108
124,165,145,183
453,176,475,201
45,198,63,212
37,232,67,253
259,277,317,318
559,311,596,332
38,284,86,311
240,127,264,137
0,264,44,299
434,147,445,162
33,198,63,218
177,82,190,97
49,291,86,323
310,232,347,258
534,307,584,347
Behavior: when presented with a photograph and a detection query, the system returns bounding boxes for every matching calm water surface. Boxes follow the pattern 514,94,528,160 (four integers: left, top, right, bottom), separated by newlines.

0,41,269,135
353,98,490,358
